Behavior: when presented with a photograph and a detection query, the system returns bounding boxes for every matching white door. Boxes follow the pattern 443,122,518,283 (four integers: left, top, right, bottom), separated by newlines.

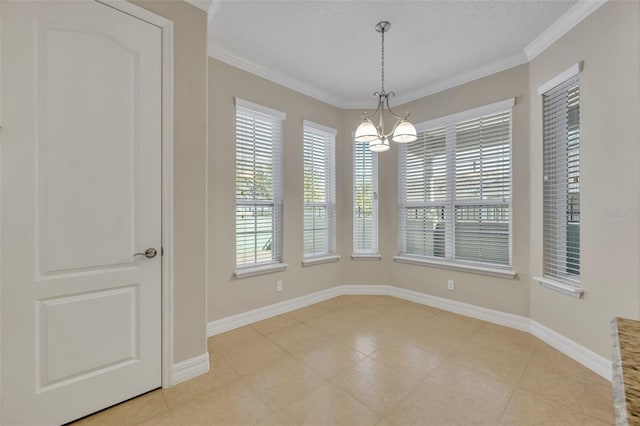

1,1,163,424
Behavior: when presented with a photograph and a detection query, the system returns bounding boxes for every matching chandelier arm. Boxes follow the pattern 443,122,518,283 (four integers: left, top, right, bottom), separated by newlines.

384,92,410,120
360,92,385,122
383,114,413,139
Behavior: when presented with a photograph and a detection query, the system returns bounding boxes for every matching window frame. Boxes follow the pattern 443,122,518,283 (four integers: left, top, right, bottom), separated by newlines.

302,120,337,260
539,65,582,289
234,98,286,276
353,139,379,257
396,98,515,273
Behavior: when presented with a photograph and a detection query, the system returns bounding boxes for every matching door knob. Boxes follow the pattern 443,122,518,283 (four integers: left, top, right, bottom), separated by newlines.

133,248,157,259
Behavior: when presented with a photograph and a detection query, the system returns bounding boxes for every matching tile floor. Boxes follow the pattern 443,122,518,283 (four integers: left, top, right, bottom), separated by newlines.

74,295,614,425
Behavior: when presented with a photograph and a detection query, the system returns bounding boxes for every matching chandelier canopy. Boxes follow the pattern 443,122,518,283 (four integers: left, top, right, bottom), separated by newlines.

354,21,417,152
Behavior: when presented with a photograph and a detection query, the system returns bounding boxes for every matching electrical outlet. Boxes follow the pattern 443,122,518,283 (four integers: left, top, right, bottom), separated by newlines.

276,280,283,292
447,280,455,291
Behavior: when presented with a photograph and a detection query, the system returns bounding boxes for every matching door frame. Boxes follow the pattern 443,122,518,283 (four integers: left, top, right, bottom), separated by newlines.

0,1,177,410
98,0,176,389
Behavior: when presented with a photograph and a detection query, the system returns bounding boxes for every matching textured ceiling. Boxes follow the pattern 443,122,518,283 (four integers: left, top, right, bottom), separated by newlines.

208,0,577,108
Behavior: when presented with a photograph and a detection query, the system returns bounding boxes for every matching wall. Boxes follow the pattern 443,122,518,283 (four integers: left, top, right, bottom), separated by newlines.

374,64,532,317
528,0,640,358
132,0,208,363
208,59,345,321
207,1,640,362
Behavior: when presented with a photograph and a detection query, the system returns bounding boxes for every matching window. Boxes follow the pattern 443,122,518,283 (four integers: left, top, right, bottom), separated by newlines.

235,99,284,269
398,99,513,269
542,74,580,285
353,141,378,255
303,121,336,258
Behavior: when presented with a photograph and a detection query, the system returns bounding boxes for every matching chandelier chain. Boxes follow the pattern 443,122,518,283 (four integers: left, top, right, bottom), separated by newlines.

380,27,385,93
354,20,417,152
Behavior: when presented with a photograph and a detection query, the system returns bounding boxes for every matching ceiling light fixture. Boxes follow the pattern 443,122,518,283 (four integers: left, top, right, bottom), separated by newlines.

355,21,417,152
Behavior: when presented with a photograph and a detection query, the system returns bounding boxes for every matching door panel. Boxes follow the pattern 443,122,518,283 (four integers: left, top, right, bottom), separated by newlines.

38,21,138,274
37,286,139,389
1,2,163,424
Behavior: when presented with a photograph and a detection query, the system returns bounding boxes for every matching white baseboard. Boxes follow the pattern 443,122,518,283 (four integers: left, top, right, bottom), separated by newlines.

529,320,612,381
388,286,531,332
206,284,612,382
171,353,210,386
207,286,341,336
340,284,394,295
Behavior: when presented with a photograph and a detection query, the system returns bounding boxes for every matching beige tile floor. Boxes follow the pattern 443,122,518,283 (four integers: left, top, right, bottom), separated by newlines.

74,295,614,426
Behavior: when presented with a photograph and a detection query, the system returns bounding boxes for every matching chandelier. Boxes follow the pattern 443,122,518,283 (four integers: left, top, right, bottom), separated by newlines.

355,21,417,152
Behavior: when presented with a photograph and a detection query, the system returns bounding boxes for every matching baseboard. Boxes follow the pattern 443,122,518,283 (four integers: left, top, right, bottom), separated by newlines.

340,284,394,295
530,320,612,381
206,284,612,382
389,287,531,332
172,353,210,386
207,286,341,336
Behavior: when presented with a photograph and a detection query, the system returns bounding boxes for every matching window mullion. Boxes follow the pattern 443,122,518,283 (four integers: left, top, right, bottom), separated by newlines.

445,124,456,261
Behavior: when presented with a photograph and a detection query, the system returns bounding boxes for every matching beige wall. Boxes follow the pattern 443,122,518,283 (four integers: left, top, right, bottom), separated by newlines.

207,1,640,361
208,59,345,320
528,0,640,358
379,64,532,317
208,59,530,319
132,0,208,363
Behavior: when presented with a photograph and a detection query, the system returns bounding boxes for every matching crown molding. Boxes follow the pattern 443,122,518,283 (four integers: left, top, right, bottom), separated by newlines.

208,45,347,108
183,0,212,13
343,52,528,110
524,0,607,61
208,0,607,110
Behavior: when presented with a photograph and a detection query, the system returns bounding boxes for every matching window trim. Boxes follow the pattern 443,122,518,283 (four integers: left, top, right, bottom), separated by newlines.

302,120,337,259
394,255,517,279
234,98,285,269
352,138,379,256
537,62,582,95
398,98,515,270
234,262,288,279
538,64,582,293
301,255,340,267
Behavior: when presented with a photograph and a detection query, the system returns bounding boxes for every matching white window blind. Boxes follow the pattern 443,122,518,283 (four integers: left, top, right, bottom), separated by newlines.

399,127,447,258
454,112,511,265
399,106,512,268
303,122,336,258
353,140,378,254
235,101,284,268
543,74,580,285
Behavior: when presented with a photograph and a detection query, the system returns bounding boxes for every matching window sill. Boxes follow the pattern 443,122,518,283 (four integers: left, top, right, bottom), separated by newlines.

534,276,584,299
301,255,340,267
393,256,517,279
351,254,382,261
234,262,288,279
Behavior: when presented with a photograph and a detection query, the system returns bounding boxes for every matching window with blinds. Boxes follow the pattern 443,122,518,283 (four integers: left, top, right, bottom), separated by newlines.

543,75,580,285
235,100,284,268
398,105,512,267
303,121,336,258
353,140,378,254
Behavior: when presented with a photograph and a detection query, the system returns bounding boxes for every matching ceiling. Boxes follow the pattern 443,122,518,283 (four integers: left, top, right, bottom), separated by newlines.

205,0,586,108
